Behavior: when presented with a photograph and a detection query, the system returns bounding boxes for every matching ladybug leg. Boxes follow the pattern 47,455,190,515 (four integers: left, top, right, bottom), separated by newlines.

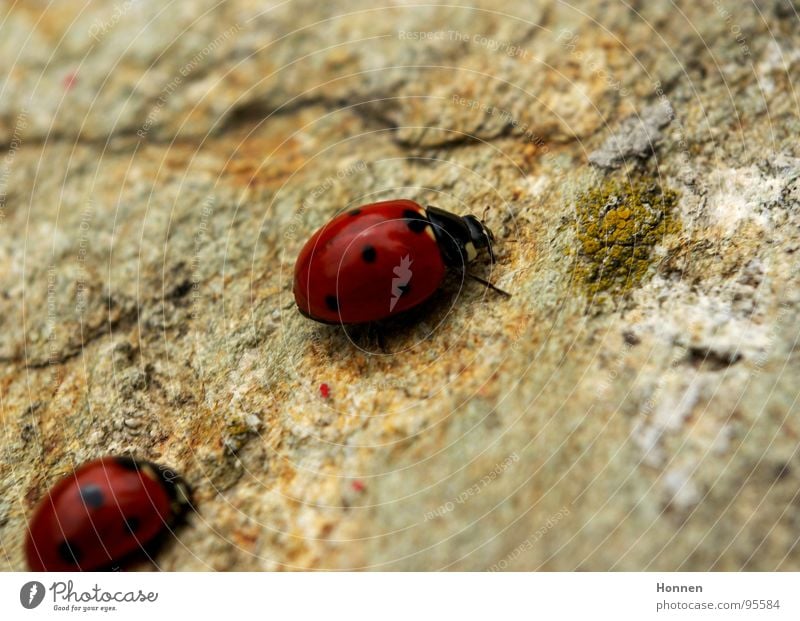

370,322,388,353
347,323,388,353
465,272,511,298
481,206,496,264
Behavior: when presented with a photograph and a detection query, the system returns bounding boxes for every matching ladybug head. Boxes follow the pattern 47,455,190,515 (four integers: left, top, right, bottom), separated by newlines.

463,214,496,264
426,205,497,268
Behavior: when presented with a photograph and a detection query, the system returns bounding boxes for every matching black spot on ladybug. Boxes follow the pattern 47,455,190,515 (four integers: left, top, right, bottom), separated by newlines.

399,283,411,297
79,485,105,509
58,540,82,565
362,245,377,263
325,295,339,311
348,209,361,216
123,516,141,534
403,209,427,233
114,456,140,472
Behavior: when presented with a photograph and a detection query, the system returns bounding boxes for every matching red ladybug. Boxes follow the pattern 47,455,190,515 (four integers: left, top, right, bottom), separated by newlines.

25,456,192,571
294,199,505,324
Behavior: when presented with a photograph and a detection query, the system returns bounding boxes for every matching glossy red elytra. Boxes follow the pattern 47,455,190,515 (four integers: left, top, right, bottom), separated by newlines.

25,456,192,571
293,199,504,324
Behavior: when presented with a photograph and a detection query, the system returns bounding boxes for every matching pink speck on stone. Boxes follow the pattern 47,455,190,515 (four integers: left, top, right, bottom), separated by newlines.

63,72,78,91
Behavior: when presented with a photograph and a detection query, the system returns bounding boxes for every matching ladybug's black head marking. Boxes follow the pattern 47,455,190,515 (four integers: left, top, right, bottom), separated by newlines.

425,206,497,269
111,455,194,523
463,214,496,263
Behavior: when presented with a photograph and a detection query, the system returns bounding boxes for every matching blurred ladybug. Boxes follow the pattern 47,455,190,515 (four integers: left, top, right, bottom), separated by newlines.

25,456,192,571
293,199,508,324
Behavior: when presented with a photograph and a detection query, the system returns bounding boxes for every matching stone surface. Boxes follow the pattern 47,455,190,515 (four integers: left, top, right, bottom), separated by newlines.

588,102,675,169
1,0,799,571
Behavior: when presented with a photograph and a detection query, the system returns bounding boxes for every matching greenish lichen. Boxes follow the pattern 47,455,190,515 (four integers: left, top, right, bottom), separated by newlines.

572,178,680,298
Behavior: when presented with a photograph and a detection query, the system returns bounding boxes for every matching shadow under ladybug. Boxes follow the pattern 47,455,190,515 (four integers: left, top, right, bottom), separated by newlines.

334,270,504,354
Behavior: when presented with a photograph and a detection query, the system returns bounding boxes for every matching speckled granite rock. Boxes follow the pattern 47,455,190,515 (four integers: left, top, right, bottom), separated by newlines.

1,0,799,571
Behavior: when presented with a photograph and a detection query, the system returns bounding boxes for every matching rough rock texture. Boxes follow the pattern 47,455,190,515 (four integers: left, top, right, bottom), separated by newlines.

1,0,800,570
588,102,675,169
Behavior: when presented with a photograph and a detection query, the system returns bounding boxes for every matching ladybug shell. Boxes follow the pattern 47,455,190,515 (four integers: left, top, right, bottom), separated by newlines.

294,200,447,324
25,457,189,571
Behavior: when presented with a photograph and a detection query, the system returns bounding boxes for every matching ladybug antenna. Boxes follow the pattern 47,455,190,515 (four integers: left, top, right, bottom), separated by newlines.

466,272,512,298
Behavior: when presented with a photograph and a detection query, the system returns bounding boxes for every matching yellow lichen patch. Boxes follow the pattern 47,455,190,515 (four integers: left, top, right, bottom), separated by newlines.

573,178,680,298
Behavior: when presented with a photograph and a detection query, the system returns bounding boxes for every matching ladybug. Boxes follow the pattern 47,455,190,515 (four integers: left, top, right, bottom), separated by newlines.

293,199,506,324
25,456,192,571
